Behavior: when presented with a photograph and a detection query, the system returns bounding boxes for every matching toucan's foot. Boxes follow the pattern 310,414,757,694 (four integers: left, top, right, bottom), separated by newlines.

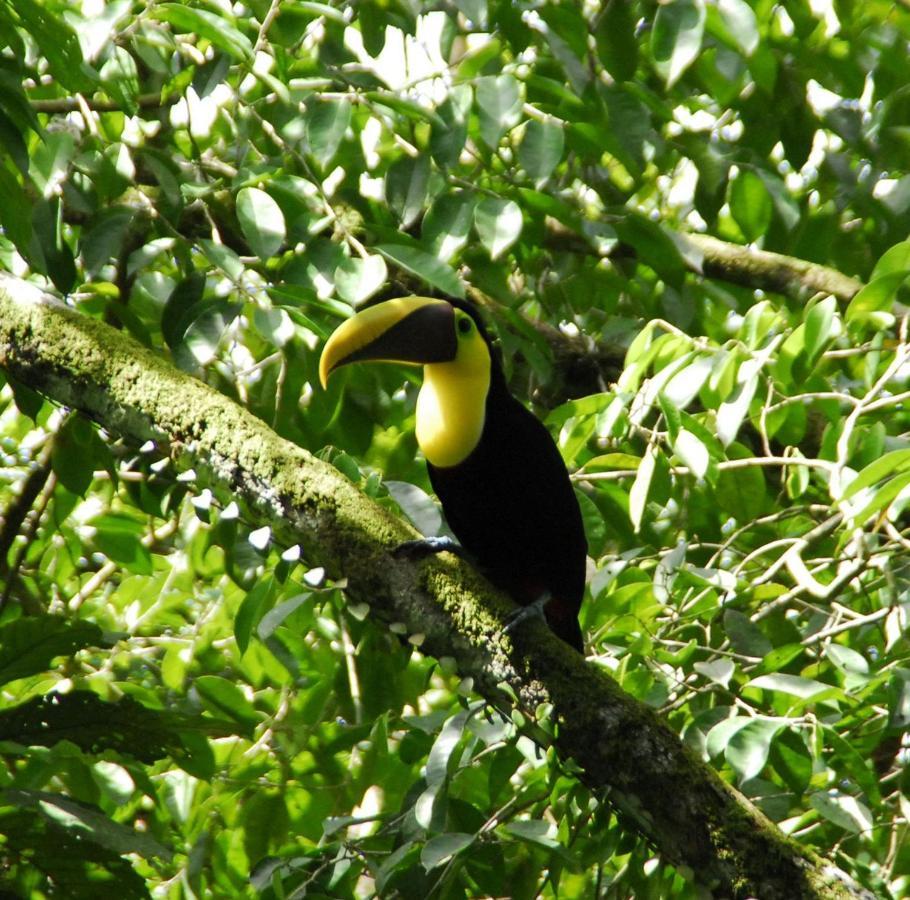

392,535,465,560
503,592,551,636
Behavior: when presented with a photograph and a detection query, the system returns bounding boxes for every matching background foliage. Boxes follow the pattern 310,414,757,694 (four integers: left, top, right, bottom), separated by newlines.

1,0,909,897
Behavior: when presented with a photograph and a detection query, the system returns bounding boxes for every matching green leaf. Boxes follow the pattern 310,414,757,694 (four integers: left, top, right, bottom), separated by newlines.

629,446,657,533
663,354,714,409
31,132,75,200
849,469,910,526
842,449,910,501
237,187,286,259
845,272,907,322
726,718,785,781
724,609,772,658
614,213,685,281
93,523,153,576
714,443,765,520
305,99,352,168
257,593,310,641
376,244,464,297
194,675,260,732
673,429,709,479
0,164,32,255
100,46,140,114
694,659,735,687
474,196,523,260
518,119,564,183
746,673,834,699
705,714,750,758
716,361,760,446
426,709,471,786
871,239,910,279
199,238,246,281
153,3,253,60
0,618,104,687
0,691,188,763
756,644,805,674
334,254,388,305
582,453,640,472
729,169,772,242
30,197,76,292
576,490,607,556
431,85,471,168
825,644,869,676
385,155,430,228
81,206,136,277
594,0,639,81
12,0,96,92
530,7,589,94
385,481,443,537
253,307,295,347
475,74,522,148
5,788,172,859
422,192,475,261
505,819,560,849
651,0,706,88
824,728,881,805
769,728,813,795
810,790,873,834
454,0,487,28
235,577,277,655
181,299,243,366
711,0,759,57
51,415,99,496
420,833,474,870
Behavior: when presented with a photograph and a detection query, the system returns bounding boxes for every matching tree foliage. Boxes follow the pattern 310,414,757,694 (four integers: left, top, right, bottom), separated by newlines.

0,1,909,898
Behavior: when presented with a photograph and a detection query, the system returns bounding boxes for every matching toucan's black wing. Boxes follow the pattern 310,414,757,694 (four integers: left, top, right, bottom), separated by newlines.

428,386,586,651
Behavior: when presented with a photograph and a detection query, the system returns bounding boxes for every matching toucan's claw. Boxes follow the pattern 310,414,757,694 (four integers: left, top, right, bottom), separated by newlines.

503,591,551,636
392,535,466,560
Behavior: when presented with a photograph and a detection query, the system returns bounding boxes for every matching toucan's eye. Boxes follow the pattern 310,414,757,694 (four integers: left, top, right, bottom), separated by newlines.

457,317,473,335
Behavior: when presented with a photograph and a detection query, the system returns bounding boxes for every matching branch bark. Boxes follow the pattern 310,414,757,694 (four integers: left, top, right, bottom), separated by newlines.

679,233,864,302
544,220,863,303
0,274,871,900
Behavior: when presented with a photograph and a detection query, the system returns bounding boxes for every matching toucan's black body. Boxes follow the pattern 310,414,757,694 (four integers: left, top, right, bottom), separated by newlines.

320,297,587,651
425,303,586,651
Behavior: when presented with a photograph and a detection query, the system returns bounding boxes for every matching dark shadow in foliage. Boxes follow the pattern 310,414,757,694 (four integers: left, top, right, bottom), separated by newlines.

0,809,152,900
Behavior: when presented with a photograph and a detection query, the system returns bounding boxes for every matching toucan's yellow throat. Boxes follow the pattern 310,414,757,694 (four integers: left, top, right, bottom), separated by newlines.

319,297,492,468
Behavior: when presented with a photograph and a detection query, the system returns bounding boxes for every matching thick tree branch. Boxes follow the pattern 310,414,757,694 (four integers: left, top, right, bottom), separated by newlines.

0,274,871,900
679,233,864,302
545,220,863,303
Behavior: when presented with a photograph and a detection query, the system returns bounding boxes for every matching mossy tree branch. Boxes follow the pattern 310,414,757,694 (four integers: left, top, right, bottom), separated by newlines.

0,273,871,900
678,233,864,302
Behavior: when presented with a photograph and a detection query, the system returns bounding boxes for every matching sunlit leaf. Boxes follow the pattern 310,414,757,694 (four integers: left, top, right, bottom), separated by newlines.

237,187,286,259
376,243,464,297
518,119,564,183
651,0,706,87
474,196,523,260
476,74,522,148
729,169,772,242
305,99,352,168
153,3,252,60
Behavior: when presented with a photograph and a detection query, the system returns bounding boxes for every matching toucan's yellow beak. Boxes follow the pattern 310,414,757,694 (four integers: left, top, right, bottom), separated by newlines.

319,297,458,388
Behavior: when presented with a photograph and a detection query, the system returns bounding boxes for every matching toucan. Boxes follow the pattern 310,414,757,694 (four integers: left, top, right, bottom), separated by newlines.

319,296,586,652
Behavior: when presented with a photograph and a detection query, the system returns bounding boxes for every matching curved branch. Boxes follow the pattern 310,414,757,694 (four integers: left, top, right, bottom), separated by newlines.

0,273,871,900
